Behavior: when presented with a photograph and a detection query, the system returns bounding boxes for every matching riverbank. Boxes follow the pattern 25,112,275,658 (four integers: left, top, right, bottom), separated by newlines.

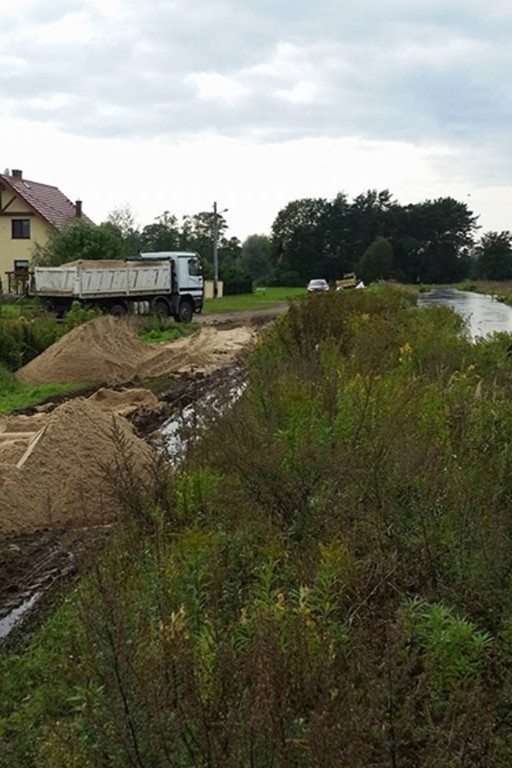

456,279,512,305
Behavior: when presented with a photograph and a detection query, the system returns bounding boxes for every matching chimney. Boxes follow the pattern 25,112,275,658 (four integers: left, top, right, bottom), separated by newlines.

12,169,22,179
75,200,82,218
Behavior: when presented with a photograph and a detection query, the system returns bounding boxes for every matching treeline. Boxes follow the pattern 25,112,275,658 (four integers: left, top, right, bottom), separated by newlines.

33,193,512,289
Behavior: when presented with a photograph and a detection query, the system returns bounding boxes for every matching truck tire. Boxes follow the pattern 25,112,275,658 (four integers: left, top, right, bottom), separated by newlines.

153,298,170,317
178,300,193,323
110,303,127,317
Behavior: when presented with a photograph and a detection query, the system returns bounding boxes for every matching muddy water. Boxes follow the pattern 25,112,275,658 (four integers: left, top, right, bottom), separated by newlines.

0,593,41,640
160,375,246,462
417,288,512,339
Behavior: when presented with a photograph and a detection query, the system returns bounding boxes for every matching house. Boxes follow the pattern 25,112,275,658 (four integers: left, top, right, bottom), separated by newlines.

0,169,93,294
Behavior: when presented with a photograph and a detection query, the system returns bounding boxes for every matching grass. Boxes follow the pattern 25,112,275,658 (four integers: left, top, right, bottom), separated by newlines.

203,286,305,313
456,280,512,306
0,367,85,414
138,322,196,344
0,383,86,414
0,300,41,318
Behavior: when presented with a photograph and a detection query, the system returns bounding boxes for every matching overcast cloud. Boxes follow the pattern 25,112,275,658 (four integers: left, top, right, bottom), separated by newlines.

1,0,511,237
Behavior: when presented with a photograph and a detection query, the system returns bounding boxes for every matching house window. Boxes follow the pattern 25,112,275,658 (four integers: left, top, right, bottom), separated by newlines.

14,260,29,273
12,219,31,239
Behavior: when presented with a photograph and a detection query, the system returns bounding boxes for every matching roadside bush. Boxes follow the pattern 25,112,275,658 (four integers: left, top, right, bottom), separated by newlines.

63,300,98,332
0,315,61,370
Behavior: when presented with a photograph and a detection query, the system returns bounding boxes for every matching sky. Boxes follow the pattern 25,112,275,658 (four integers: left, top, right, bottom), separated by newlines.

1,0,512,241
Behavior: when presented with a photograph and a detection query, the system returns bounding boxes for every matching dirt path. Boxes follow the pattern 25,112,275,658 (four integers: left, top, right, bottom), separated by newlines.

194,304,289,326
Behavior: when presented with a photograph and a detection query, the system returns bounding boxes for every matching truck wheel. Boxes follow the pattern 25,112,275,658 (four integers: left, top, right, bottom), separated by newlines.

178,300,193,323
110,303,127,317
153,299,170,317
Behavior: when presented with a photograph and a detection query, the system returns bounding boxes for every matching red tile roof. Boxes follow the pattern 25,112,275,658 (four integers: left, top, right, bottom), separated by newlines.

0,172,94,230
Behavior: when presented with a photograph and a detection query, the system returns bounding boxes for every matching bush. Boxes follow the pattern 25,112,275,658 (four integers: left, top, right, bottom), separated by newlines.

0,315,61,370
220,263,253,295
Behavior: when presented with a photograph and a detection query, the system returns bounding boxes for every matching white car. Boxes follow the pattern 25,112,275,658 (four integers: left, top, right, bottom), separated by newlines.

307,278,329,293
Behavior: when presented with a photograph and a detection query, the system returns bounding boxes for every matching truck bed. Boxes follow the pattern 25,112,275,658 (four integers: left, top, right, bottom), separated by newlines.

31,262,172,298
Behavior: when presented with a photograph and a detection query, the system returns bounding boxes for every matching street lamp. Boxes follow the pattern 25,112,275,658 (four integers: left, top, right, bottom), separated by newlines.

212,201,228,298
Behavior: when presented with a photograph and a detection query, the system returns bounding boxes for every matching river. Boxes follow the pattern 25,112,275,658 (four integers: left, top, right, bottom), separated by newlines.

417,288,512,340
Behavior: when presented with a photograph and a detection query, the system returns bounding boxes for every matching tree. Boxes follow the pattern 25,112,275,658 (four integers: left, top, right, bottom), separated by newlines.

180,211,229,273
347,189,398,263
271,198,330,283
32,220,123,266
356,236,393,284
105,204,137,237
104,205,141,258
218,235,242,266
392,198,477,283
476,231,512,280
140,211,180,252
322,193,353,278
241,234,272,283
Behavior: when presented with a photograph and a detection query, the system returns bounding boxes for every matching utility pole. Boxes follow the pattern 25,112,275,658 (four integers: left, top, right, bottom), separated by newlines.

213,201,219,298
212,201,228,299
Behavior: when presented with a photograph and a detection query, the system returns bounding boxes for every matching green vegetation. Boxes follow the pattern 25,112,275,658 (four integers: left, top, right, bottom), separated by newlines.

0,299,41,318
0,366,84,414
0,302,95,413
101,190,482,292
0,301,100,374
7,287,512,763
0,315,62,371
457,279,512,307
32,219,124,266
138,319,196,343
204,285,305,313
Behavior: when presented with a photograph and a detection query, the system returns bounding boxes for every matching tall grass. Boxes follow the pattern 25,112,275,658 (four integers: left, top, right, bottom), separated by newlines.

6,287,512,765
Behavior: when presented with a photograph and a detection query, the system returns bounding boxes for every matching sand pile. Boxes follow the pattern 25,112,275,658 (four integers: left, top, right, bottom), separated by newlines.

142,325,256,379
16,316,256,387
0,397,156,535
16,316,155,386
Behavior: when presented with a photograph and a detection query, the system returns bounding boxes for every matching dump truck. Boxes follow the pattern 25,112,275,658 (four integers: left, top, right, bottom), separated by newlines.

29,251,204,322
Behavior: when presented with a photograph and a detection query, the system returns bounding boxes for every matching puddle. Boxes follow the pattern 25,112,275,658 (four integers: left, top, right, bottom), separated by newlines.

0,592,41,640
159,375,246,463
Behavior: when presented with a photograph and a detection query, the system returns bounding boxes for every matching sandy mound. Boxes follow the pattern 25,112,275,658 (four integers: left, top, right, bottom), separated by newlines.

16,316,155,386
0,398,156,535
142,325,256,379
16,316,256,387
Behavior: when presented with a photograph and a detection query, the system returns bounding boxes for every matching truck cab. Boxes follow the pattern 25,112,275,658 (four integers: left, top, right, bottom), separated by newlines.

137,251,204,320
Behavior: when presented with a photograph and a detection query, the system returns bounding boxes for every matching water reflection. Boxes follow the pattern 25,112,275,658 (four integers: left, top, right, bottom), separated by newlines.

417,288,512,340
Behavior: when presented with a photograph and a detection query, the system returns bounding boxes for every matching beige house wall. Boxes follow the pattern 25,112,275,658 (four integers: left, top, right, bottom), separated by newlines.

0,194,53,288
